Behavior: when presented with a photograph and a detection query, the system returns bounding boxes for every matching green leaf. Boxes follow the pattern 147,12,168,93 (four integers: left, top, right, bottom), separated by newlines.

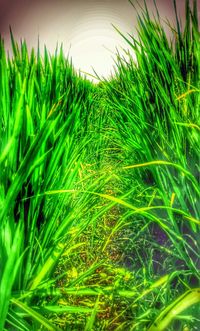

11,298,61,331
148,288,200,331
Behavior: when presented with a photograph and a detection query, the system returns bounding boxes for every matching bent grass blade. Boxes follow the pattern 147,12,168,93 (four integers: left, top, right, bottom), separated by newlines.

11,298,61,331
148,288,200,331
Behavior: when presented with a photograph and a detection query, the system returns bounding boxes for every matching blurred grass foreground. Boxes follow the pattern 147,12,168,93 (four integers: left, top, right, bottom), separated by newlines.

0,0,200,330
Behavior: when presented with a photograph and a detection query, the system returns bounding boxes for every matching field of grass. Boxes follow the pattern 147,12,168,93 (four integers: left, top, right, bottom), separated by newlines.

0,0,199,330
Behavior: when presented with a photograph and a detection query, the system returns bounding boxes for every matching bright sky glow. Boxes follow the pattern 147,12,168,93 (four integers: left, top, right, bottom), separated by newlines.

0,0,188,81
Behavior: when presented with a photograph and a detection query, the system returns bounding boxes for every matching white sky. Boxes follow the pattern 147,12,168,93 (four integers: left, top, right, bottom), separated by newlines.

0,0,193,81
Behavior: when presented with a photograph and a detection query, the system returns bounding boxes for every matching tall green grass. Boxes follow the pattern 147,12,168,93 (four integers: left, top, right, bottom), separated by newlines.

0,0,200,330
0,31,107,330
103,0,200,329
